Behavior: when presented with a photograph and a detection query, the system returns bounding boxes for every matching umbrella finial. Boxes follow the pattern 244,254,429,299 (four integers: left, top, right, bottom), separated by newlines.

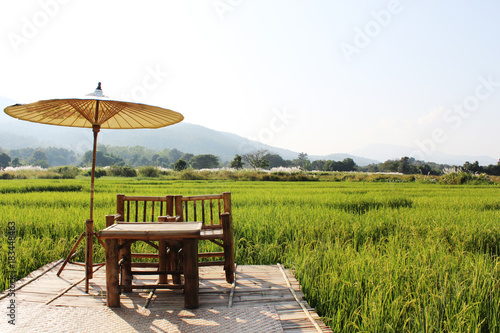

87,82,105,97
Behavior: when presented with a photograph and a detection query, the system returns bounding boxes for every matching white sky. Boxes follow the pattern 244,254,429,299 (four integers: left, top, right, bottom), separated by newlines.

1,0,499,159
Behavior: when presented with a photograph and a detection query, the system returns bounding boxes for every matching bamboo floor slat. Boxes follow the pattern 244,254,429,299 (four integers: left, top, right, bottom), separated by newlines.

0,261,331,332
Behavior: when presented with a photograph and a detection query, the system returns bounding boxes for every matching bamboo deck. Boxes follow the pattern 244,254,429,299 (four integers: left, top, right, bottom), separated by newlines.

0,260,332,332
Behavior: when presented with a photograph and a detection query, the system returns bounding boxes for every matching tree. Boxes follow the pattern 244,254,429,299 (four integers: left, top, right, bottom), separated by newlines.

11,157,22,167
0,152,11,169
484,160,500,176
29,149,49,168
168,148,183,163
242,149,270,169
180,153,194,163
266,153,289,168
311,160,325,171
398,156,411,174
398,157,418,174
32,159,49,168
418,164,440,176
379,159,400,172
230,155,243,169
152,154,160,165
174,159,187,171
463,161,482,174
323,160,343,171
80,151,125,167
45,147,77,166
190,154,220,169
342,158,356,171
30,149,48,166
293,152,311,170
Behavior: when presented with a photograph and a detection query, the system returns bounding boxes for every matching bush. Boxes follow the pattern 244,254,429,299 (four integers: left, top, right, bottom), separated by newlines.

83,168,107,178
36,172,62,179
108,165,137,177
0,172,14,180
122,166,137,177
52,166,80,179
138,166,159,178
179,170,204,180
107,165,123,177
174,159,188,171
440,172,492,185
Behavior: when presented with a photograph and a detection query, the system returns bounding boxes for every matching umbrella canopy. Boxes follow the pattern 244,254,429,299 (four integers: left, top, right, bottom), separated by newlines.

5,83,183,129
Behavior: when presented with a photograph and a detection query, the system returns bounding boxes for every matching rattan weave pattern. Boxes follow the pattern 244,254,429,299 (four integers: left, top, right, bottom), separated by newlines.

2,302,283,333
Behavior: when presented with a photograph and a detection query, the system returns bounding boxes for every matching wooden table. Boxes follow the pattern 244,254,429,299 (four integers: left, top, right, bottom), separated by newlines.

99,222,202,309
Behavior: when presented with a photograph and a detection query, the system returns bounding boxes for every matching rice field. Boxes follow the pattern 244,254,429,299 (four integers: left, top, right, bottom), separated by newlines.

1,178,499,332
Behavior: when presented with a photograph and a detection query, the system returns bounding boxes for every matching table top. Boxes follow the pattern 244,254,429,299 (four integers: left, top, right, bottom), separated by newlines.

99,222,202,240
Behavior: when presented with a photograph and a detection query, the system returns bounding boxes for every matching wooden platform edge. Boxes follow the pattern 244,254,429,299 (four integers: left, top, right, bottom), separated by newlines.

0,259,64,300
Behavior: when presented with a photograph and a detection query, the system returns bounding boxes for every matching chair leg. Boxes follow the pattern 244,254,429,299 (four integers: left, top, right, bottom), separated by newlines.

221,213,235,284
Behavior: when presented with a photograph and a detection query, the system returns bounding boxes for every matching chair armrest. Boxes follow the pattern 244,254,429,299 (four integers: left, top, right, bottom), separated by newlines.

158,215,181,222
105,214,122,227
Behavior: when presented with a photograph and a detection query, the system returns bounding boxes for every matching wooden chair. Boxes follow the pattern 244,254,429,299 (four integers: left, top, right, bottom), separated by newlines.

106,192,235,284
166,193,235,283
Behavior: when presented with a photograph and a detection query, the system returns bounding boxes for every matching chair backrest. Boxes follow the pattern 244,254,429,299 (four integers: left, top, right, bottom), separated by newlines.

116,195,173,222
174,192,232,229
114,192,232,229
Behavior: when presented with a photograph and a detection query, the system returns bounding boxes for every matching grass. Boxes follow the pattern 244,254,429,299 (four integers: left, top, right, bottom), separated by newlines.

0,178,499,332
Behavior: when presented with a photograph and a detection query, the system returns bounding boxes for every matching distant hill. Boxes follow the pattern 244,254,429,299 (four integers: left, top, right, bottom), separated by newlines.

1,96,497,166
0,114,378,166
350,143,498,166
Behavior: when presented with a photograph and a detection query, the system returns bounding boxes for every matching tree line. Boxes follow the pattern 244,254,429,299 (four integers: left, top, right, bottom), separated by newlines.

1,146,499,176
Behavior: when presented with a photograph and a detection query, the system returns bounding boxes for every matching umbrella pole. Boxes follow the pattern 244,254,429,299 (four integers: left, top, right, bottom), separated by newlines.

85,124,100,292
89,124,100,222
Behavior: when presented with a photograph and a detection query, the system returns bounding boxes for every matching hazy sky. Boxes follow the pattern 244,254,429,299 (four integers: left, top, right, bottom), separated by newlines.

1,1,499,159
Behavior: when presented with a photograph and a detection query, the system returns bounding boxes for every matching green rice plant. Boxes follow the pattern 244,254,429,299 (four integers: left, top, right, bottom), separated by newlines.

0,179,499,331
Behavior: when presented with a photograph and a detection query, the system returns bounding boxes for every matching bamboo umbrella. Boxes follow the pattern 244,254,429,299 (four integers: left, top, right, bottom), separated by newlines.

4,83,183,291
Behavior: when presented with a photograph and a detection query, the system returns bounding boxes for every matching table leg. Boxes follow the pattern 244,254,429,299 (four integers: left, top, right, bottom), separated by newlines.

120,239,132,292
170,241,182,284
183,238,199,309
159,240,168,284
105,239,120,307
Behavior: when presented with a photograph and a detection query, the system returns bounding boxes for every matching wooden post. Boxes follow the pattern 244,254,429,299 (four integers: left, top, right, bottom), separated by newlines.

117,194,125,221
221,213,235,283
105,239,120,307
85,219,93,293
222,192,232,215
175,195,184,221
105,215,115,228
166,195,174,216
183,238,199,309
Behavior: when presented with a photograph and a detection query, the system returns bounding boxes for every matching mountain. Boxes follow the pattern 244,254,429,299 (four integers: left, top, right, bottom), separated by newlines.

0,95,375,165
350,143,498,166
309,153,378,166
0,114,377,166
1,96,497,166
